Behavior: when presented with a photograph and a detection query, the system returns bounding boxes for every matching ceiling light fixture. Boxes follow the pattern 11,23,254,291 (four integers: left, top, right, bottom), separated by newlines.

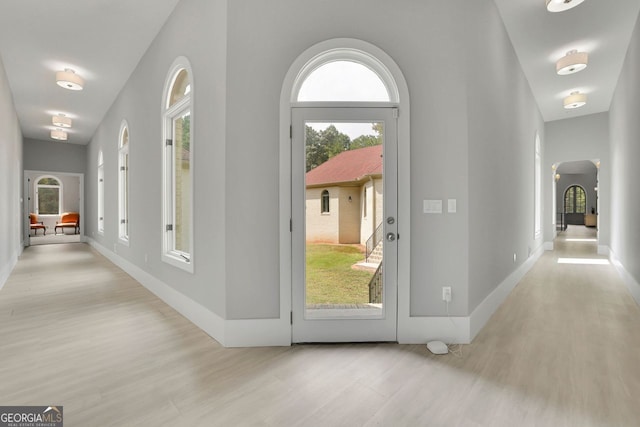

556,50,588,75
563,91,587,109
546,0,585,13
52,114,72,128
56,68,84,91
50,129,68,141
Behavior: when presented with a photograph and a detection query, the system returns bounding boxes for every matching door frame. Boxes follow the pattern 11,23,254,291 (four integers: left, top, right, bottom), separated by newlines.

24,170,85,247
279,38,411,344
290,106,398,342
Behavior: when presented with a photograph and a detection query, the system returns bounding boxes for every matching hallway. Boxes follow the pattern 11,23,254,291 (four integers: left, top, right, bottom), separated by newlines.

1,231,639,426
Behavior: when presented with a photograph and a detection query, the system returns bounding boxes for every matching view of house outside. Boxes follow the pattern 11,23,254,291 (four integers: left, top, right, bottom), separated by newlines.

304,122,384,307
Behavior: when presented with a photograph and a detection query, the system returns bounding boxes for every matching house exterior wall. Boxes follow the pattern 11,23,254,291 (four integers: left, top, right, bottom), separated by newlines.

306,187,339,243
338,187,360,244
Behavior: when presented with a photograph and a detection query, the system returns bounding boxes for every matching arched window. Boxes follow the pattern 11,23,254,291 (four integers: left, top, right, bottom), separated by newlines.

564,185,586,214
35,176,62,215
293,48,398,103
321,190,330,213
118,121,130,244
98,150,104,233
162,56,194,272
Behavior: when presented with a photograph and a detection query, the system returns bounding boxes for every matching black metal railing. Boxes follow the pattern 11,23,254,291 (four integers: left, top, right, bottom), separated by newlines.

368,262,383,304
365,222,384,262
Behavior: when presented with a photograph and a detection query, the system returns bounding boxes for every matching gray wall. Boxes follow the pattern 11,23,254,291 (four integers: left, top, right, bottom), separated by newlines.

610,12,640,283
225,0,543,318
466,1,545,313
24,138,86,174
544,113,610,245
0,54,23,286
85,0,228,318
84,0,545,326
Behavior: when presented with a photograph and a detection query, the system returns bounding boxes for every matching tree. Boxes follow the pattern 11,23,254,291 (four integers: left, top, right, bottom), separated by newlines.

349,122,382,149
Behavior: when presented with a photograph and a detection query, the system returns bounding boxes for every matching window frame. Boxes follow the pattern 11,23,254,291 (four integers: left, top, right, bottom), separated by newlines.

161,56,194,273
564,185,587,214
321,190,330,214
534,133,542,238
98,150,105,234
118,121,130,245
35,175,63,216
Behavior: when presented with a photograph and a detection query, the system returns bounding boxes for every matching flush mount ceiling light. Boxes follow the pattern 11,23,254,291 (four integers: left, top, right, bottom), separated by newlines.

563,91,587,109
52,114,72,128
50,129,68,141
546,0,585,13
556,50,588,75
56,68,84,91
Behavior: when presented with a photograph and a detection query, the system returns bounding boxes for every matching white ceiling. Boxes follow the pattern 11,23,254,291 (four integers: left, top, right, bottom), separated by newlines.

493,0,640,122
0,1,639,145
0,0,181,145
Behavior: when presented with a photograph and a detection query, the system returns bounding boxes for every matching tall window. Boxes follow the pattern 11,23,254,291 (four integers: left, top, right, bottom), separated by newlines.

564,185,586,214
321,190,330,213
98,150,104,233
534,134,541,238
118,121,130,244
162,57,193,271
35,176,62,215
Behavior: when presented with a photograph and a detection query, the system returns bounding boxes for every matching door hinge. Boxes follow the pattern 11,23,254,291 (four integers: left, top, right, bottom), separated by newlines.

120,166,127,171
120,219,126,224
392,107,399,118
166,139,173,146
289,125,292,139
99,178,104,182
290,311,293,325
289,218,292,232
166,224,173,232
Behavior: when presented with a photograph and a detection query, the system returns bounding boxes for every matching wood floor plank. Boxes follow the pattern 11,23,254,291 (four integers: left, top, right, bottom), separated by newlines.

1,228,640,426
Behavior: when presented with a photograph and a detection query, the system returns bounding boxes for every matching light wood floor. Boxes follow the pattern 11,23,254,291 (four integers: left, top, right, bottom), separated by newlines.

1,227,640,426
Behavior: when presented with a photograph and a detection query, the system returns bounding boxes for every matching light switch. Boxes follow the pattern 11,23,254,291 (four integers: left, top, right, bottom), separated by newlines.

423,200,442,214
448,199,457,213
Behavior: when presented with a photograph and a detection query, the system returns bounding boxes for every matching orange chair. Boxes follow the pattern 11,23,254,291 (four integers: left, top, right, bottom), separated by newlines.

55,212,80,235
30,213,47,235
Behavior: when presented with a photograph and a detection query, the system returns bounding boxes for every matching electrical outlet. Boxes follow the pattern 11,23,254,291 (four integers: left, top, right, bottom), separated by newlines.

442,286,452,302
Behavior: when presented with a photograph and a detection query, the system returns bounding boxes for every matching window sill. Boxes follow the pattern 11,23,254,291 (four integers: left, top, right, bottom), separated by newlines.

162,253,194,274
118,237,130,247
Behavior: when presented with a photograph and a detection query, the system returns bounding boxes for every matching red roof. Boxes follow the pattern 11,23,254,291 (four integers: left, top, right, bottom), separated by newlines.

306,145,382,186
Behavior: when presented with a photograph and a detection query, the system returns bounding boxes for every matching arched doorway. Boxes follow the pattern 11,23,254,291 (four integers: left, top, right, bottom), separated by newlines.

281,39,409,343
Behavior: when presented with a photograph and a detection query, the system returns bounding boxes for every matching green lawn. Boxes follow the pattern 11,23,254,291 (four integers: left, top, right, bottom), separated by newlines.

306,244,373,305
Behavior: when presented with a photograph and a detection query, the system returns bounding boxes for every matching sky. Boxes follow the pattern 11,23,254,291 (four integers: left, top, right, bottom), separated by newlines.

299,60,387,140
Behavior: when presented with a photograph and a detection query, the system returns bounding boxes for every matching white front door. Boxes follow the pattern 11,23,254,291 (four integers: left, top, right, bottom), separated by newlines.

291,107,398,342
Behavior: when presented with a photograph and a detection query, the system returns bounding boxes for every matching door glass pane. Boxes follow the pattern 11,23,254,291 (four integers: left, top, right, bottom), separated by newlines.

304,121,384,318
173,111,191,253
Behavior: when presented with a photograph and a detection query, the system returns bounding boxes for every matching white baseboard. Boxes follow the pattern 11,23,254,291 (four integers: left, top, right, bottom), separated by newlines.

469,243,544,340
398,245,544,345
610,250,640,307
544,241,554,251
0,244,21,291
86,238,290,348
398,315,470,345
